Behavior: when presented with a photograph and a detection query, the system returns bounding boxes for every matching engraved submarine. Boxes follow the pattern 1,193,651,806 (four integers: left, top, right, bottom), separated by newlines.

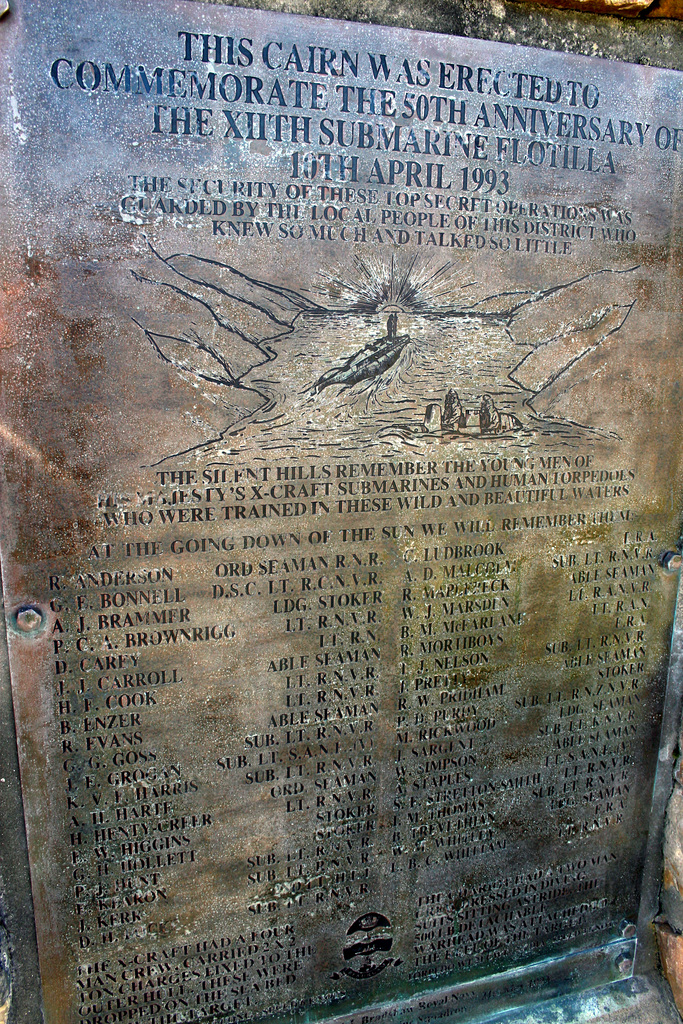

311,311,410,394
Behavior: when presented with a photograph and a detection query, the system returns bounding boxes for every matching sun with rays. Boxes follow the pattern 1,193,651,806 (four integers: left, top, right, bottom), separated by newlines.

317,254,475,313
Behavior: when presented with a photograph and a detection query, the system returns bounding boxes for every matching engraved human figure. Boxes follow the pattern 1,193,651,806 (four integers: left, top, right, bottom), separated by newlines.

479,393,521,435
443,388,467,431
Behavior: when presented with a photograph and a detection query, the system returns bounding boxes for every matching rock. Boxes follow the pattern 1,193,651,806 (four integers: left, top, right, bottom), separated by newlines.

657,778,683,1009
648,0,683,16
661,883,683,935
424,404,442,432
479,394,522,434
657,923,683,1016
510,0,658,16
443,389,466,430
663,785,683,895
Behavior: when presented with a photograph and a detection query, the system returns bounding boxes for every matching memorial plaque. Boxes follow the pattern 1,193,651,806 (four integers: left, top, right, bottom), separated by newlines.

1,2,683,1022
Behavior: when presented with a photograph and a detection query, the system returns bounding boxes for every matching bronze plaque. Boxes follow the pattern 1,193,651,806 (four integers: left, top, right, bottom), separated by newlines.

1,2,683,1022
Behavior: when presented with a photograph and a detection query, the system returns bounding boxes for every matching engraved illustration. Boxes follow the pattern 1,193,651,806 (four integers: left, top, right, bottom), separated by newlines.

311,310,410,395
131,248,637,460
331,913,402,981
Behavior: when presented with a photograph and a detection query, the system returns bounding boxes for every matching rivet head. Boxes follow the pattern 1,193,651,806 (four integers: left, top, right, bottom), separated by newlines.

13,606,44,634
660,551,683,573
615,952,633,975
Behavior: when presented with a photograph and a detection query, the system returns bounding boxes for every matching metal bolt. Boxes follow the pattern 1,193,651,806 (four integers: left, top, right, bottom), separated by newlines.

615,952,633,975
660,551,683,573
13,606,43,634
620,919,636,938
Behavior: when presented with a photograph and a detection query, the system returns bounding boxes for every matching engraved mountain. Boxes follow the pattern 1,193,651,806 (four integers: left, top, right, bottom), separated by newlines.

131,250,637,459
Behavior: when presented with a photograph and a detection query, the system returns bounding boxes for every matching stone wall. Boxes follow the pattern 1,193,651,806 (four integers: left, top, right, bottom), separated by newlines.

193,0,683,67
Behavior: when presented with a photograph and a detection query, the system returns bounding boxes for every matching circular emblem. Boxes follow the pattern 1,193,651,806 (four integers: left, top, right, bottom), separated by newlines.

332,912,402,980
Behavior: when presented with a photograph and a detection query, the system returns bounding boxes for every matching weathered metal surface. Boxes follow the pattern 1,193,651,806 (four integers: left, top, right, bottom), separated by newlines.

1,3,683,1024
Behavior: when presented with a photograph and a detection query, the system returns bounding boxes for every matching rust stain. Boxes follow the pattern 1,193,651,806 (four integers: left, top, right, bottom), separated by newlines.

63,319,105,377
